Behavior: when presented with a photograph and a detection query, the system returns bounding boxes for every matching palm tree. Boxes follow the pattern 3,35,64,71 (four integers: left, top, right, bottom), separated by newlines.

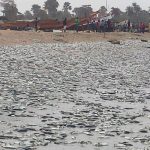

63,2,72,12
63,2,72,19
31,4,41,18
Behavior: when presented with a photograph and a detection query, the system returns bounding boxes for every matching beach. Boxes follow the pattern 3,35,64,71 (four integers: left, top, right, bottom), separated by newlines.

0,30,149,45
0,31,150,150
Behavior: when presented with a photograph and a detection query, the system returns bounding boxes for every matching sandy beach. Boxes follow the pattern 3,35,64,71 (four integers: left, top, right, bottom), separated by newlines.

0,31,150,150
0,30,149,45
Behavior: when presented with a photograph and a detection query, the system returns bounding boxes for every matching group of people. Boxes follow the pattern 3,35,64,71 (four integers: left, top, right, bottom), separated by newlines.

63,17,114,33
116,20,146,33
33,16,147,34
86,19,114,32
62,16,147,34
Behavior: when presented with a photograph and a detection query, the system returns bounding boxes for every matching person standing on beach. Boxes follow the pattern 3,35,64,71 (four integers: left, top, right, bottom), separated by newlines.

34,17,39,32
75,17,80,32
97,20,100,32
140,22,145,34
128,20,131,32
100,20,107,37
100,20,105,32
87,20,90,32
63,18,67,32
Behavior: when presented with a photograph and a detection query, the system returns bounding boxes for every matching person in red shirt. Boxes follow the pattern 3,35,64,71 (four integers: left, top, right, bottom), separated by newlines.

140,22,145,34
97,20,100,32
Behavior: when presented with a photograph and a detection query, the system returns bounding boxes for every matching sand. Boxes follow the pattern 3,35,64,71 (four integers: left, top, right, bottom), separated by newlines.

0,30,150,150
0,40,150,150
0,30,149,45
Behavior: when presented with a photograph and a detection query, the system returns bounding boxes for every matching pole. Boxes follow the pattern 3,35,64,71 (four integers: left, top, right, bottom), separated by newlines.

106,0,107,10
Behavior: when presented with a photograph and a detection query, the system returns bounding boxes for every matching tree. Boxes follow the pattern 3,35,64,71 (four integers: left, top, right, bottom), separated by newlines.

132,3,141,13
0,0,18,21
63,2,72,12
44,0,59,19
63,2,72,18
31,4,48,20
109,3,149,25
73,5,93,18
31,4,41,18
135,9,150,24
38,10,48,20
0,0,14,6
99,6,107,17
126,6,134,16
56,11,64,21
24,11,33,20
126,3,142,24
111,7,122,16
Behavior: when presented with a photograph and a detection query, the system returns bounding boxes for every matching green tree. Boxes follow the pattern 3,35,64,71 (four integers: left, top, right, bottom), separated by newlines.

99,6,107,16
137,10,150,24
63,2,72,12
31,4,41,18
31,4,48,20
132,3,141,13
0,0,18,21
126,6,134,16
38,9,48,20
56,11,64,21
44,0,59,19
0,0,14,6
63,2,72,18
73,5,93,18
126,3,142,24
24,11,33,20
111,7,122,17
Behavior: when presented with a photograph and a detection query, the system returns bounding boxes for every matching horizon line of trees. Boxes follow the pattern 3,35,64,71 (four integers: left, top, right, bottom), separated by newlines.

0,0,150,24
